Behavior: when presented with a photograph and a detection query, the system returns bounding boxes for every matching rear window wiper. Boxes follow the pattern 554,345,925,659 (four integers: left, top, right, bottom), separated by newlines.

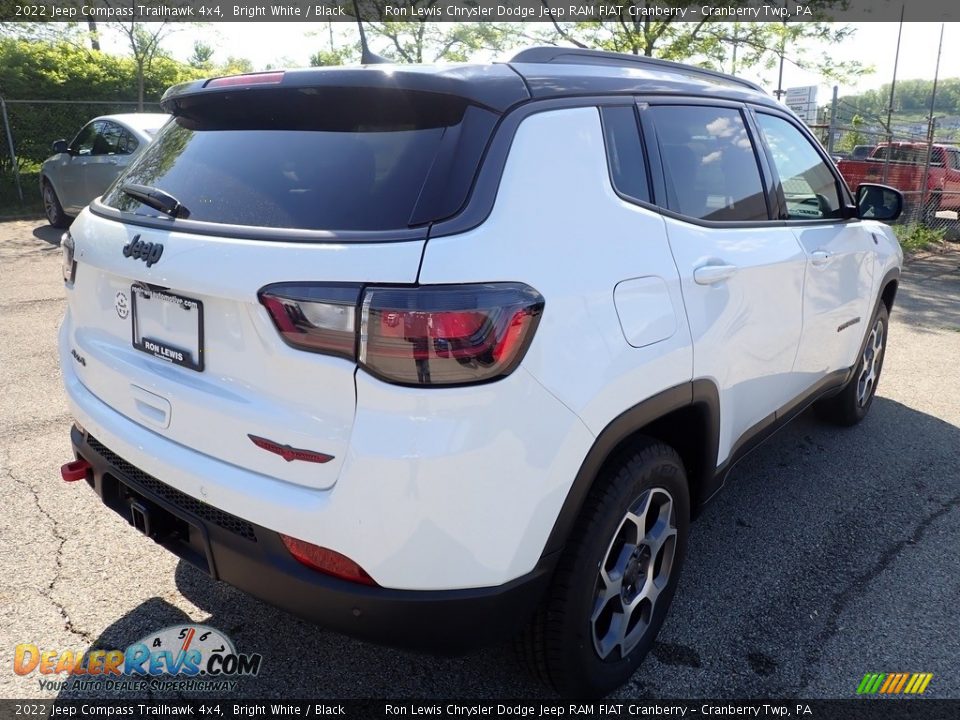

121,183,191,219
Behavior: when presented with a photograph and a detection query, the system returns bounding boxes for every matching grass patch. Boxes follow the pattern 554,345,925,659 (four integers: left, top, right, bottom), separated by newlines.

0,169,43,218
894,223,947,254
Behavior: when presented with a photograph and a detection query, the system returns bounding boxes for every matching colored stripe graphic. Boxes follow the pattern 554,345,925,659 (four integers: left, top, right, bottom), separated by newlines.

857,673,885,694
858,673,934,695
879,674,896,693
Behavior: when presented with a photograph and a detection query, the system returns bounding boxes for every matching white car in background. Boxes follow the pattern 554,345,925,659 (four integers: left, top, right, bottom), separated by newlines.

40,113,167,227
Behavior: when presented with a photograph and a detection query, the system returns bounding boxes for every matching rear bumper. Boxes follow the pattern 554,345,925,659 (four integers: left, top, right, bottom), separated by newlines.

70,424,554,652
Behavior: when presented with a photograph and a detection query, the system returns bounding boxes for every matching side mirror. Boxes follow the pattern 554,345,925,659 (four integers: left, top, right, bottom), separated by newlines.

856,183,903,222
52,139,70,155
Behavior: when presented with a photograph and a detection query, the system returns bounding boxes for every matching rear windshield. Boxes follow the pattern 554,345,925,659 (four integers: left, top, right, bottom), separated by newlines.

102,88,471,231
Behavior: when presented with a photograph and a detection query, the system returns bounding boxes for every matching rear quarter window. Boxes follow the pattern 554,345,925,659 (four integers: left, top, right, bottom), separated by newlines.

600,105,651,204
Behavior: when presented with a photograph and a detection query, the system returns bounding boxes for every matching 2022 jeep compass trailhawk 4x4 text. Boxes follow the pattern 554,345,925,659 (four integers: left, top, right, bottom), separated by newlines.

58,47,904,697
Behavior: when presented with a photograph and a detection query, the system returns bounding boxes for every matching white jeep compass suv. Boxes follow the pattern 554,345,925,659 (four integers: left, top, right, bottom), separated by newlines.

58,47,904,697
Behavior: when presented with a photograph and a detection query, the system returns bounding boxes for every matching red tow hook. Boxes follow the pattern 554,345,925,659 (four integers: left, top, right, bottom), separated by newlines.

61,459,91,482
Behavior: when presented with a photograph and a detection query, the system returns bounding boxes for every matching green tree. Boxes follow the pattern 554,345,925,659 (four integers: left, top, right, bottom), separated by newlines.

310,48,356,66
350,1,523,63
538,1,870,87
0,37,204,166
110,19,176,110
189,40,214,69
837,114,867,152
220,56,254,74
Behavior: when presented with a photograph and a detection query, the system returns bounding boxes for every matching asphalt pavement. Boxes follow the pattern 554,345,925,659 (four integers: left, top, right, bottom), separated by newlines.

1,218,958,700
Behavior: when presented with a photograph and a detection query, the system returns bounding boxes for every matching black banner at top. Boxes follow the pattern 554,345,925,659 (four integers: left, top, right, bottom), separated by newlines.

3,0,960,23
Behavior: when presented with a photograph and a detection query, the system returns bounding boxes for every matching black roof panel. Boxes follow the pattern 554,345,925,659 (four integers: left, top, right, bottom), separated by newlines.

162,47,780,117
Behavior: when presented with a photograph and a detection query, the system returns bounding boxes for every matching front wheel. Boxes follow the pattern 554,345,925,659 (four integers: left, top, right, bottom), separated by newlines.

516,440,689,697
815,304,889,426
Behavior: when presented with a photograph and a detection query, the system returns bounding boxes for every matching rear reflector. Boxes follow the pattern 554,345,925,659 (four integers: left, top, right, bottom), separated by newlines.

248,434,334,464
205,71,285,88
279,535,377,586
61,459,91,482
259,282,544,387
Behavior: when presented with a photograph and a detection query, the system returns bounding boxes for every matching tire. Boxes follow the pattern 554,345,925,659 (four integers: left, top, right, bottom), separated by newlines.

815,303,889,426
516,439,690,697
42,180,70,229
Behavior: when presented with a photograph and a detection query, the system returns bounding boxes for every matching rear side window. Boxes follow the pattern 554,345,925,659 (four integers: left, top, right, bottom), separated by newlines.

96,122,123,155
116,128,139,155
600,106,650,203
650,105,768,222
103,88,487,232
71,121,102,156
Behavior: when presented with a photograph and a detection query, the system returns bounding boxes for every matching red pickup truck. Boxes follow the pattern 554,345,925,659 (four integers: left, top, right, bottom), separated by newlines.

837,142,960,217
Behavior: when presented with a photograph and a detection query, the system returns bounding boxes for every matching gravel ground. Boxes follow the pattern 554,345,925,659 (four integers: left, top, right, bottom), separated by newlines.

1,218,958,701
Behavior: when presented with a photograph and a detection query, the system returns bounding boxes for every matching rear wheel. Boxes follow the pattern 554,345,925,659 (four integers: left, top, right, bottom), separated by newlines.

42,180,70,228
516,440,689,697
815,304,889,426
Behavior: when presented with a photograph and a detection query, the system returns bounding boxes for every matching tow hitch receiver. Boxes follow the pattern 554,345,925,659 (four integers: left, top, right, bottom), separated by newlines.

129,500,153,537
60,459,91,482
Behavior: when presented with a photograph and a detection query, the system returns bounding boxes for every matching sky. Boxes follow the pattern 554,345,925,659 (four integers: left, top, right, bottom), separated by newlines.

97,21,958,104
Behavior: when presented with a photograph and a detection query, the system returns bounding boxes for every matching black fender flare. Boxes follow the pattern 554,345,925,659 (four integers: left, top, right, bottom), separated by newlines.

540,379,720,558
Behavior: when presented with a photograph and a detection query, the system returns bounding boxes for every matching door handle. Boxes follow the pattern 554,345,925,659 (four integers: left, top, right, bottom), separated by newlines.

811,250,831,266
693,264,738,285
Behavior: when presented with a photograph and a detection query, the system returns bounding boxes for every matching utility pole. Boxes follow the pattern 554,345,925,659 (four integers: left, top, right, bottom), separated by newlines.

827,86,839,155
882,4,905,183
775,17,788,100
920,24,945,222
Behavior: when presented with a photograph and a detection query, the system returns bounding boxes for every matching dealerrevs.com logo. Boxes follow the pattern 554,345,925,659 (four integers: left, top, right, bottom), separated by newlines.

14,624,262,693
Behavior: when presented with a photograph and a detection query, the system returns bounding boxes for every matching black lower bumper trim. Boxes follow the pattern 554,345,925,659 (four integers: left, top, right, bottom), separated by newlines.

71,425,555,652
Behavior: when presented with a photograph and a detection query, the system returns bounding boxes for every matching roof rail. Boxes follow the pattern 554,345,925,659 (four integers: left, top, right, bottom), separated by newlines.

508,46,766,94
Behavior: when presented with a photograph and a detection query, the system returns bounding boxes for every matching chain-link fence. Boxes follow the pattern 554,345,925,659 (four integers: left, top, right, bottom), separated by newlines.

1,99,163,213
814,120,960,241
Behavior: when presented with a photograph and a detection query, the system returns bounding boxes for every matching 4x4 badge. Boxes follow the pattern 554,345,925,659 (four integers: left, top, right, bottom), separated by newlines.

122,235,163,267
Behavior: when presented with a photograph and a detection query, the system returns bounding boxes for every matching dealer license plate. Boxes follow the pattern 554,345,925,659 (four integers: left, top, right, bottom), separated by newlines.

131,284,204,372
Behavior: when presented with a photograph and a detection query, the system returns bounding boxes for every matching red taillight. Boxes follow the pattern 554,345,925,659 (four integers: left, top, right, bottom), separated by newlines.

360,284,544,386
259,283,544,386
61,459,91,482
205,71,285,88
280,535,377,586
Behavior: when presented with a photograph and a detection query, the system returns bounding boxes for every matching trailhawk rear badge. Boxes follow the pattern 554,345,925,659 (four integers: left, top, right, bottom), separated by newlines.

14,624,262,693
248,435,334,464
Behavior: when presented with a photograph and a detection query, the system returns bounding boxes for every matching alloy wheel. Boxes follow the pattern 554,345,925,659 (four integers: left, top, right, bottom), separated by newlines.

591,488,677,660
857,317,885,407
